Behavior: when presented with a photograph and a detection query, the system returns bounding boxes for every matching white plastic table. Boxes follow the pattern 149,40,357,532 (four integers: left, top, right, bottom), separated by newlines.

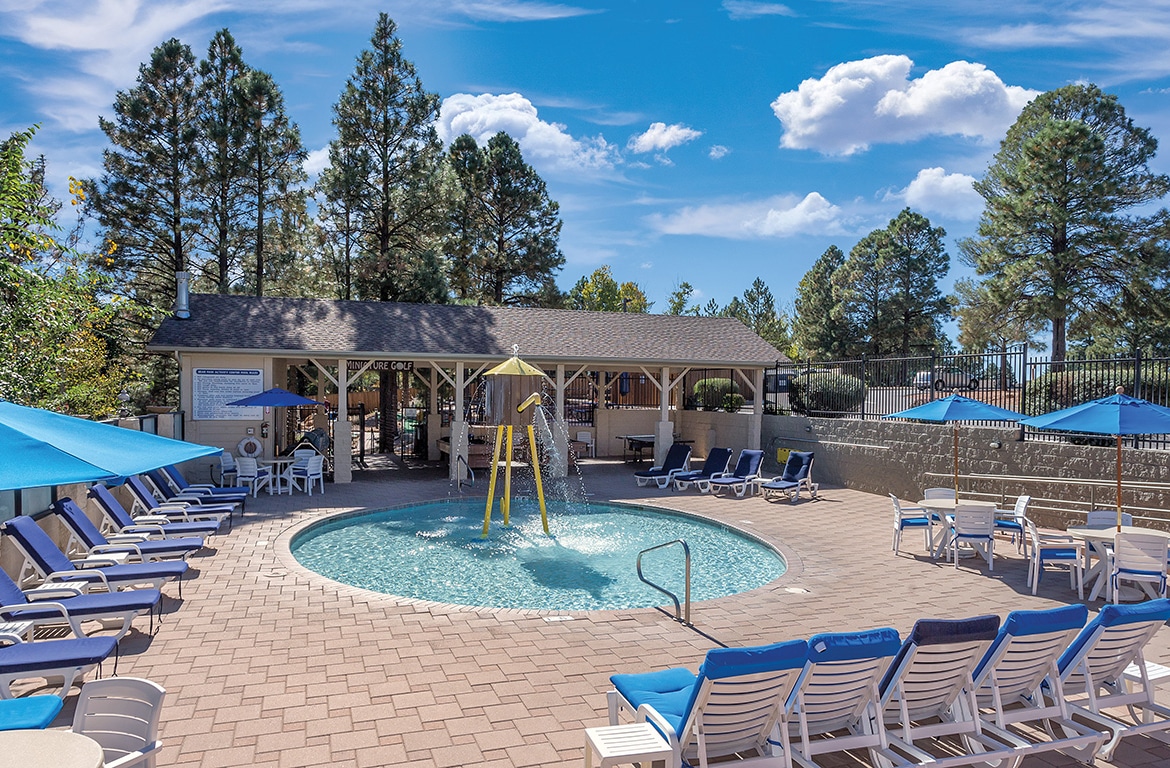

0,729,104,768
584,722,672,768
260,457,296,495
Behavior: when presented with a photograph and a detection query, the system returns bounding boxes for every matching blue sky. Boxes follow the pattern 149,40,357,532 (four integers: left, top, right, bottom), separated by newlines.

4,0,1170,314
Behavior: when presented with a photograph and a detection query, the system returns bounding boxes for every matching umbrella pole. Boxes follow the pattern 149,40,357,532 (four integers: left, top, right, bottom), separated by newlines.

953,425,960,497
1116,435,1123,533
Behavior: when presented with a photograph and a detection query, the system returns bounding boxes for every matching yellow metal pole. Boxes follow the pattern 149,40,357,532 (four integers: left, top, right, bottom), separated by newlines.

527,424,549,534
482,425,505,537
504,425,514,526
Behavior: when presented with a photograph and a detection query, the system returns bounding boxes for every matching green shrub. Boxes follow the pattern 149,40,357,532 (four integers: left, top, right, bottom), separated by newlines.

722,393,746,412
789,370,866,416
694,377,738,411
1023,366,1170,415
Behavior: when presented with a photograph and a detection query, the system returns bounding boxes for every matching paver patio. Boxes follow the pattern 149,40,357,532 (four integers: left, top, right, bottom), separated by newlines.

13,461,1170,767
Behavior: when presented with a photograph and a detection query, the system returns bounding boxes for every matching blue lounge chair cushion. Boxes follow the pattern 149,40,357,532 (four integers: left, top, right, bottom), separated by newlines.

1058,599,1170,675
54,498,203,558
808,627,901,663
612,639,809,737
89,484,221,536
881,615,999,693
0,695,64,730
0,636,116,675
767,452,813,486
673,448,733,483
126,476,236,514
162,465,249,497
1,588,159,624
973,604,1087,682
633,444,691,479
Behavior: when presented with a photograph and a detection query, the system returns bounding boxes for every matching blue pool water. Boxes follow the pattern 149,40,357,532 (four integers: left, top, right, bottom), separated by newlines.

290,499,786,611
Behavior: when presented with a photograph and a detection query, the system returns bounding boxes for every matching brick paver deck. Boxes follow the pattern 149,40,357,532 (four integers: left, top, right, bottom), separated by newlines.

15,461,1170,767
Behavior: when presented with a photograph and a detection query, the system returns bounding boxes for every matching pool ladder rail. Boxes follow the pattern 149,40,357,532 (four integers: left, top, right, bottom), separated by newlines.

456,455,475,491
636,539,691,626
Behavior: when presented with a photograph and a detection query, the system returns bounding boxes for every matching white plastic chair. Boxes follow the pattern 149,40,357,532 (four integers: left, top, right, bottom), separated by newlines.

72,677,166,768
922,487,956,500
1108,533,1169,604
994,494,1031,556
234,457,271,497
1086,509,1133,527
950,505,995,570
290,455,325,495
1026,519,1084,598
217,452,238,487
890,494,930,555
574,431,595,458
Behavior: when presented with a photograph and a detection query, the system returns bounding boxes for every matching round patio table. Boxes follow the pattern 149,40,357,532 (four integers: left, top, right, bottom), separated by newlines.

0,729,104,768
1066,525,1170,602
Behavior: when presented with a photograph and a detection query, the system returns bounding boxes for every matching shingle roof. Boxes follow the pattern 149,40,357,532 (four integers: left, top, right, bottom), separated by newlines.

149,294,785,367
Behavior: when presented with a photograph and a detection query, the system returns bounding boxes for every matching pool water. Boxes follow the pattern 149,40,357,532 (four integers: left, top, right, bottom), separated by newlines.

290,499,786,611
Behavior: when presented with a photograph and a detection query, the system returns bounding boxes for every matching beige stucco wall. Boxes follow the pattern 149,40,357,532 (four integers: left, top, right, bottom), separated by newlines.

179,352,277,479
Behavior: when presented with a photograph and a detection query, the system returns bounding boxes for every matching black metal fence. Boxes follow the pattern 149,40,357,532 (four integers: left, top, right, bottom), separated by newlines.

766,349,1170,449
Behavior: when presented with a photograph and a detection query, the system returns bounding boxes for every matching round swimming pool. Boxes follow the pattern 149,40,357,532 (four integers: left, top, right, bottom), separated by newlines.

289,499,786,611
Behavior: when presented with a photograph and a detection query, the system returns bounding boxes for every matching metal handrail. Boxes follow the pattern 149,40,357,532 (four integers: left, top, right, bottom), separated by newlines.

636,539,691,625
456,455,475,491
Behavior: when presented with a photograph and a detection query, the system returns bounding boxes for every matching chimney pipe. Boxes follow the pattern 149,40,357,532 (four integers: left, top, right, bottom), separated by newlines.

174,271,191,319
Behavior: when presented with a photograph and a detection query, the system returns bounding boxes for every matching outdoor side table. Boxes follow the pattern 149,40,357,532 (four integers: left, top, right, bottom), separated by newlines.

584,722,673,768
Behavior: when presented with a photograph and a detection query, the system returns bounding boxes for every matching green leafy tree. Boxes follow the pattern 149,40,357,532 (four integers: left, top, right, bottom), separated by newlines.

792,245,849,360
960,84,1170,363
665,280,698,315
445,132,564,306
330,13,448,303
567,265,651,312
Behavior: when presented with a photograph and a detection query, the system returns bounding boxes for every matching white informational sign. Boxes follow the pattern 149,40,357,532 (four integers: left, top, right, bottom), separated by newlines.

192,368,264,421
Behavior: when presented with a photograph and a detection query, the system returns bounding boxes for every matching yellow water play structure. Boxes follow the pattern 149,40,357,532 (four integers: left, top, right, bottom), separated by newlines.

481,352,549,536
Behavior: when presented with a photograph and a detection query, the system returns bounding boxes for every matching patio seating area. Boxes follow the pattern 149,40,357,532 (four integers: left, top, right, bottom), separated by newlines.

6,461,1170,767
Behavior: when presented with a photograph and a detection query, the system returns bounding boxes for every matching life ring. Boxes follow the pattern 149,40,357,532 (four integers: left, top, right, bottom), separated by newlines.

237,436,263,457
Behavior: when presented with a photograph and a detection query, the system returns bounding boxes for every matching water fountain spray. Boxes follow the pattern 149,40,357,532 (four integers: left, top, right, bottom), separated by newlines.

481,347,549,536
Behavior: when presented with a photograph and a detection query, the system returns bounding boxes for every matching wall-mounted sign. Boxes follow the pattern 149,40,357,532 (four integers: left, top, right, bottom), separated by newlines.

192,368,264,420
347,360,414,372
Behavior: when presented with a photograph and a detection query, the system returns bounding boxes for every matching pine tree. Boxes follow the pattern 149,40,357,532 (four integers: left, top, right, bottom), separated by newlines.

316,143,364,300
727,277,789,352
792,245,848,360
880,209,950,355
330,13,448,303
665,281,698,315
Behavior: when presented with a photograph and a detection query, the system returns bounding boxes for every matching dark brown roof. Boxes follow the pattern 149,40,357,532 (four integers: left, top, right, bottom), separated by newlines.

149,294,785,367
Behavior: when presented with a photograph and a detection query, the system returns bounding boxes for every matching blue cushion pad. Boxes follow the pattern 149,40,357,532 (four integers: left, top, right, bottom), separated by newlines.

700,639,808,680
611,666,696,734
2,589,160,622
1058,599,1170,674
0,637,116,674
133,537,203,555
0,695,64,730
808,627,901,662
61,561,187,585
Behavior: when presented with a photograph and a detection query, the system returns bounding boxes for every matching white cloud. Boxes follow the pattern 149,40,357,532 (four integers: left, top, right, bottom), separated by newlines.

647,192,844,239
708,144,730,159
722,1,796,20
889,167,984,220
437,92,618,173
303,145,330,176
450,1,601,21
627,122,703,154
771,55,1037,155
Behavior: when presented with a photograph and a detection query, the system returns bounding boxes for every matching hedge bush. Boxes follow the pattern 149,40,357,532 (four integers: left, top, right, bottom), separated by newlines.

694,377,738,411
1023,366,1170,415
788,370,866,416
722,393,746,412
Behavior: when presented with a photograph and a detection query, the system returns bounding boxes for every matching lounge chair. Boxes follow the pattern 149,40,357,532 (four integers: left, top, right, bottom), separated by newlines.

671,447,733,492
155,465,249,504
1052,598,1170,759
968,604,1105,763
0,565,159,643
0,515,187,597
139,472,241,519
0,695,64,729
633,443,692,489
0,632,117,698
54,498,203,561
876,613,1031,767
124,476,234,530
703,449,764,497
608,639,808,768
784,626,902,768
759,452,818,504
89,484,222,539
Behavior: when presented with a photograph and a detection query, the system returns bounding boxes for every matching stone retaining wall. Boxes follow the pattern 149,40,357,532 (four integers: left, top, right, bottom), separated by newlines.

762,414,1170,529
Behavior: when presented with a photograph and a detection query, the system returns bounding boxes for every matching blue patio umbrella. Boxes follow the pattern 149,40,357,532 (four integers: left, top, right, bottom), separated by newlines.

1021,388,1170,529
885,394,1026,495
0,400,221,491
225,387,322,407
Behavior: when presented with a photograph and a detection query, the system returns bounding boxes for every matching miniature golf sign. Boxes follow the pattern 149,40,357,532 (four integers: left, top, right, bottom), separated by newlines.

192,368,264,420
346,360,414,372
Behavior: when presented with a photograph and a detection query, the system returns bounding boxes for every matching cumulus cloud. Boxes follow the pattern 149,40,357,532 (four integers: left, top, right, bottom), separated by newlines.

771,55,1037,155
627,122,703,153
437,92,618,173
889,167,984,220
722,1,796,20
708,144,730,159
303,146,331,176
647,192,844,239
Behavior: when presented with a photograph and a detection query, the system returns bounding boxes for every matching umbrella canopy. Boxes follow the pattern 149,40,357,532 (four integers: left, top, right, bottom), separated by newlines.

885,394,1026,494
483,356,547,378
1020,389,1170,529
225,387,322,407
0,400,221,491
